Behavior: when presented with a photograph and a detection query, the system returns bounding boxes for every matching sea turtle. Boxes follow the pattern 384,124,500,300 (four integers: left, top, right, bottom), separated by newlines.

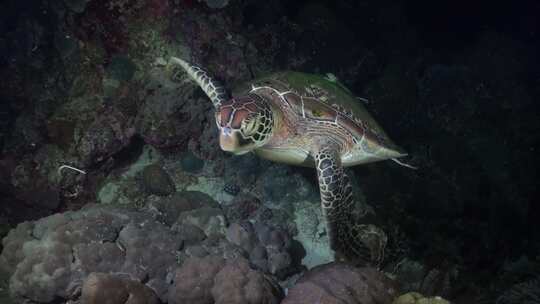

170,57,413,263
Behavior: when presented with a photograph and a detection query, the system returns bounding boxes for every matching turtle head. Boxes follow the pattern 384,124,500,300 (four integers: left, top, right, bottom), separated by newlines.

215,94,273,155
168,58,272,154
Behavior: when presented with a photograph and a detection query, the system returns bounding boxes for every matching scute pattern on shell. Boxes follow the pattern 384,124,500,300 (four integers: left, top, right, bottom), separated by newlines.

242,72,402,156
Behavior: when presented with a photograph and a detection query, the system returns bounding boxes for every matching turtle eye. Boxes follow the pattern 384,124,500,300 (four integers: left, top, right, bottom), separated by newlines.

241,116,258,136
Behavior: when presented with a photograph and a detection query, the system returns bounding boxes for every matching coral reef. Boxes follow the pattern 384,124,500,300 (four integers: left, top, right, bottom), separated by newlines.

0,205,183,302
223,193,262,222
282,263,398,304
392,292,450,304
136,67,211,149
0,196,294,303
226,221,300,278
178,206,227,239
167,255,224,303
150,191,220,224
76,107,136,166
141,164,176,196
169,255,283,304
81,272,160,304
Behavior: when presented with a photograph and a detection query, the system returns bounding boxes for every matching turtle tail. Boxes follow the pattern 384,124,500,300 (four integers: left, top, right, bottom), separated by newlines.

169,57,229,108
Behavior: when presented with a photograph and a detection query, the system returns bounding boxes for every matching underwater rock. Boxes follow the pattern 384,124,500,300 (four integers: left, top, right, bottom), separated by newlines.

392,258,456,298
177,207,227,239
141,164,176,196
81,272,159,304
77,108,136,167
64,0,90,13
257,165,292,203
496,278,540,304
8,144,85,211
10,157,61,211
174,9,249,79
31,145,89,208
282,263,398,304
180,150,205,173
349,223,388,266
291,198,333,268
0,218,10,247
149,190,219,225
179,236,245,263
223,153,266,186
419,267,455,298
0,222,34,276
226,222,259,254
136,67,210,148
211,257,283,304
187,108,221,161
7,112,47,153
75,241,124,274
226,221,300,279
173,223,207,245
0,205,183,303
256,163,318,207
392,258,426,292
117,221,183,299
46,95,135,168
249,245,269,272
46,96,102,150
168,255,225,304
203,0,230,9
98,177,142,206
392,292,450,304
169,255,283,304
34,145,80,190
254,222,297,278
267,250,292,278
95,144,160,206
106,55,137,82
223,193,262,222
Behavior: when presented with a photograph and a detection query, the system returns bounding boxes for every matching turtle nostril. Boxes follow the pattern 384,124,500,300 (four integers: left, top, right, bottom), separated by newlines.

222,127,232,135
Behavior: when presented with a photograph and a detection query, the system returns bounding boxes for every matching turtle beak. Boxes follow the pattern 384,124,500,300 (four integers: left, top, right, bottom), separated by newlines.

219,127,251,155
219,127,242,154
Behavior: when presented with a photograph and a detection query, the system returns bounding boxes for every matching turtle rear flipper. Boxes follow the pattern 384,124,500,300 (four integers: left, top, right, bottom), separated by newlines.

314,145,387,265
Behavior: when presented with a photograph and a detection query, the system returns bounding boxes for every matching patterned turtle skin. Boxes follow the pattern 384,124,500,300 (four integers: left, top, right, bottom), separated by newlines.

170,57,410,264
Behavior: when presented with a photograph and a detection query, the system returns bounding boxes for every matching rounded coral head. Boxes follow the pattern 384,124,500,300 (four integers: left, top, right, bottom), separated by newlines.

215,94,273,155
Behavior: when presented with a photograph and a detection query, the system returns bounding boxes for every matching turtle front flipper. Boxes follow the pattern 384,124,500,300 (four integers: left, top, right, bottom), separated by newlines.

314,145,387,265
169,57,229,108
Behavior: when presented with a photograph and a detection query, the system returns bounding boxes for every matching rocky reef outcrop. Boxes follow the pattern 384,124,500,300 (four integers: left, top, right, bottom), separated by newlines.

0,205,180,302
282,263,399,304
0,192,300,303
0,191,417,304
